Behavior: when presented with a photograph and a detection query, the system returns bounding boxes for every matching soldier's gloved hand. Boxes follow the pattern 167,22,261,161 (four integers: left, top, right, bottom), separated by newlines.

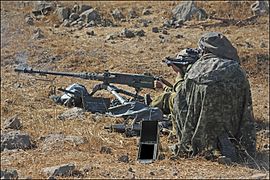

154,80,164,89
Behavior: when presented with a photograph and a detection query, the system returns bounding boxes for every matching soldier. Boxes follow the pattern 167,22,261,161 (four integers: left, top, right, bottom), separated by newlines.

172,32,256,164
150,48,201,136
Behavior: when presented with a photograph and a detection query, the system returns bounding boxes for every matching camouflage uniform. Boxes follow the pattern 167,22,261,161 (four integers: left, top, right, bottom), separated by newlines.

150,74,184,115
172,32,256,162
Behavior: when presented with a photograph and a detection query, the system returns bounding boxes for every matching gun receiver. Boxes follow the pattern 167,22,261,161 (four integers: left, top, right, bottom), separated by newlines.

15,67,157,90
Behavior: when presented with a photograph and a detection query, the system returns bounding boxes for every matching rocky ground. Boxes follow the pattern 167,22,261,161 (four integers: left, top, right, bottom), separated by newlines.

1,1,269,179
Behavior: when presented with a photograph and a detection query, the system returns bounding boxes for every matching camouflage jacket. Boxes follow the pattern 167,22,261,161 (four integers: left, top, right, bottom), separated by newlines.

173,53,256,160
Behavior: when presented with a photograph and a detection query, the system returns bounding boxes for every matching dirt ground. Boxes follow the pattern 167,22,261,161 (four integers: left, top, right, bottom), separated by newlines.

1,1,269,179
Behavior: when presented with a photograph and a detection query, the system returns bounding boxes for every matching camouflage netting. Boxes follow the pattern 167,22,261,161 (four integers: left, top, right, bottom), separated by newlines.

173,32,256,162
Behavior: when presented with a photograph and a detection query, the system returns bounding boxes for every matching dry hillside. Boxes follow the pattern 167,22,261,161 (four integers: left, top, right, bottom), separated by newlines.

1,1,269,179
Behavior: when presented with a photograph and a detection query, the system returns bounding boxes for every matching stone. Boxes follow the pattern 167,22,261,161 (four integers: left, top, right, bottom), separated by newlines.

62,19,71,27
80,9,101,23
152,27,159,33
4,115,22,130
128,8,138,19
73,4,92,15
101,19,114,27
118,155,129,163
176,34,184,39
57,107,85,120
86,30,94,36
142,8,151,15
1,130,34,151
100,146,112,154
40,133,87,150
56,7,71,22
1,169,18,179
32,1,55,16
69,13,80,22
112,8,125,21
43,163,75,177
172,1,198,22
106,33,118,41
194,8,208,21
121,28,135,38
135,29,145,37
25,16,34,25
260,42,267,48
162,30,168,35
85,20,96,27
32,28,45,40
54,24,60,28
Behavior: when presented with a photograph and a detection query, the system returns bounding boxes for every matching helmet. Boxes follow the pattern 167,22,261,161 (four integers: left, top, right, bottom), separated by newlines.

198,32,239,62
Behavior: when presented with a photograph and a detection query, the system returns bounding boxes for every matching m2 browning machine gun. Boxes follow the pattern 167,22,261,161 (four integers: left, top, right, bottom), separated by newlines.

14,67,172,102
15,67,171,163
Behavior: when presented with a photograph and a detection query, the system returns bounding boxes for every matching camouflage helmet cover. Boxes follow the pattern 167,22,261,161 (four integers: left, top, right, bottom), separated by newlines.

198,32,240,62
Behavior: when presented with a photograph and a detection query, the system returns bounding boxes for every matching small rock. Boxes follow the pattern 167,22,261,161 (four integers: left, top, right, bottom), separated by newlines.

101,19,114,27
106,33,118,41
245,41,253,48
85,20,96,27
25,16,34,25
100,146,112,154
70,21,78,26
135,29,145,37
142,8,151,15
121,28,135,38
69,13,80,22
152,27,159,33
54,24,60,28
32,28,45,40
80,9,101,23
1,169,18,179
118,155,129,163
250,173,267,179
57,107,85,120
56,7,71,22
158,153,165,160
260,42,267,48
32,1,55,16
128,167,134,173
128,8,138,19
149,171,155,175
62,19,71,27
112,8,125,21
86,30,95,36
42,163,75,177
176,34,184,39
73,4,92,15
162,30,168,35
4,115,22,130
48,176,56,180
1,131,34,151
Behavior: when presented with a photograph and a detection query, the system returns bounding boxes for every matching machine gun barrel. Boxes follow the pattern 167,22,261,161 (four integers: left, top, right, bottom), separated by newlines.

14,67,160,90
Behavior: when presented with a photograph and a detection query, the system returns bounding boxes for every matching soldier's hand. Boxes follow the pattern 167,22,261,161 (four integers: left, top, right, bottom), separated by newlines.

154,80,164,89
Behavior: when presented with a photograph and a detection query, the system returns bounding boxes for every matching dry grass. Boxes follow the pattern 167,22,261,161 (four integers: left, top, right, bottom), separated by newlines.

1,1,269,179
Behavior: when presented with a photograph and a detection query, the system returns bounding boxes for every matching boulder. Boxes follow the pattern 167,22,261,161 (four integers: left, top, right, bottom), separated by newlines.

80,9,101,23
4,115,22,130
56,7,71,22
152,27,159,33
42,163,75,177
112,9,125,21
172,1,198,21
1,169,18,179
1,130,34,151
